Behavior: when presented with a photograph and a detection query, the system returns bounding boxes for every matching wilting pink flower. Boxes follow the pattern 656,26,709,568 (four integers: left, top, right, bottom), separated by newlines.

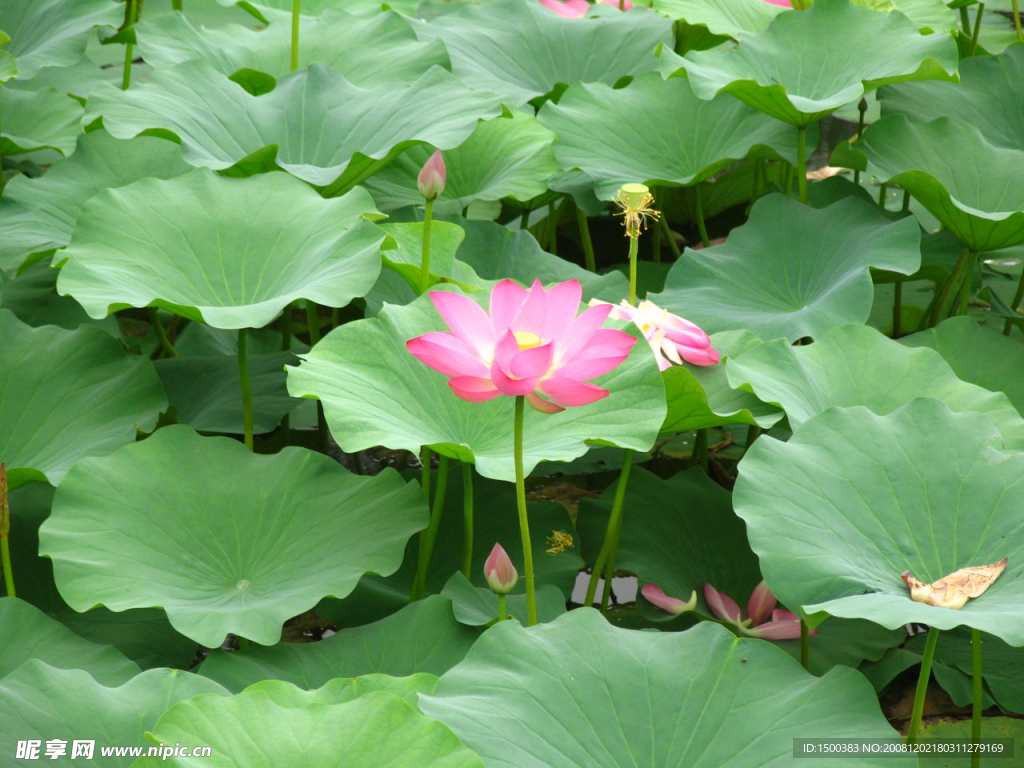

538,0,633,17
590,299,719,370
407,280,636,413
762,0,792,6
417,150,446,201
704,582,813,640
485,543,519,594
641,583,697,615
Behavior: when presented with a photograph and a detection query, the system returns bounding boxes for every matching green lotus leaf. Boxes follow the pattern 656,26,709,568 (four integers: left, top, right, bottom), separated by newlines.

727,323,1024,440
773,618,905,678
57,170,385,329
734,399,1024,644
6,483,198,671
0,49,16,82
420,609,914,767
537,73,799,199
902,316,1024,416
651,0,785,39
379,222,478,294
136,9,448,87
425,0,672,104
38,426,429,647
845,0,955,32
286,287,665,482
365,113,558,214
155,325,306,435
661,329,783,432
650,194,921,341
0,132,192,272
0,598,140,685
224,0,420,20
661,0,958,126
136,685,484,768
199,596,479,692
0,0,120,81
854,115,1024,252
85,61,502,187
577,467,762,606
441,572,567,626
0,662,227,766
879,45,1024,151
0,86,82,157
0,309,166,489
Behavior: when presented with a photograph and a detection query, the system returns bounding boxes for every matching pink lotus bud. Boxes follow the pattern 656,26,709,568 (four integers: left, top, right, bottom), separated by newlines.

741,609,808,640
417,149,446,201
704,583,743,624
484,543,518,595
641,583,697,615
746,581,777,626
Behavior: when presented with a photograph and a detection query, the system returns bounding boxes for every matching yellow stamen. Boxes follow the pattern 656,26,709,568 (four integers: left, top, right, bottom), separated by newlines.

613,183,660,238
546,530,574,555
514,331,542,350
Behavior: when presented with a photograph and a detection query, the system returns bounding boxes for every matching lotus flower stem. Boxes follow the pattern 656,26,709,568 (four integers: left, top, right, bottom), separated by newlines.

800,619,810,669
692,428,709,472
931,247,971,325
575,206,596,272
752,159,765,200
0,463,14,598
959,6,972,38
694,184,711,247
461,462,475,579
906,626,940,745
121,0,140,91
172,0,182,10
238,328,254,450
970,4,985,55
148,308,179,358
902,190,911,212
878,183,888,208
548,201,559,255
659,216,682,260
290,0,301,72
1002,270,1024,335
584,449,634,608
892,282,903,338
652,211,663,264
497,593,507,621
1013,0,1023,42
745,425,761,451
796,126,809,205
411,454,449,601
305,301,321,345
854,99,868,187
955,251,979,316
513,396,538,625
971,628,983,767
419,198,435,295
627,235,639,306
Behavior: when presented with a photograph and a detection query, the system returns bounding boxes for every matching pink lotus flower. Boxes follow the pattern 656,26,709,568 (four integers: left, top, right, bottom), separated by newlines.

417,149,446,201
762,0,792,6
705,582,812,640
408,280,636,413
641,583,697,615
485,543,519,594
590,299,719,370
538,0,632,17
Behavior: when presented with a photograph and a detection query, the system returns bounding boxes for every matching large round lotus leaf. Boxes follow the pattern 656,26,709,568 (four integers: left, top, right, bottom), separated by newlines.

136,9,447,87
0,309,167,489
727,323,1024,440
577,467,762,606
85,62,501,187
441,573,566,627
286,286,666,482
137,685,484,768
649,194,921,341
0,662,227,766
538,74,798,199
424,0,672,105
365,113,558,214
224,0,420,18
0,0,120,81
734,399,1024,644
57,170,385,329
0,86,82,157
652,0,785,38
0,598,140,685
0,132,192,272
38,426,429,647
420,610,914,767
846,0,955,33
200,596,479,692
661,0,957,126
661,329,783,433
855,115,1024,252
879,45,1024,151
902,316,1024,416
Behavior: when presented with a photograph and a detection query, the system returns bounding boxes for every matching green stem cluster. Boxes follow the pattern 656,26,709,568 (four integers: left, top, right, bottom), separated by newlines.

513,396,538,625
411,454,449,601
906,627,940,745
121,0,142,91
583,450,634,608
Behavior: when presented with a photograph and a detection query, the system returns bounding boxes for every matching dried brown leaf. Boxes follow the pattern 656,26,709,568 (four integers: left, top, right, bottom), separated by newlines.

901,558,1008,610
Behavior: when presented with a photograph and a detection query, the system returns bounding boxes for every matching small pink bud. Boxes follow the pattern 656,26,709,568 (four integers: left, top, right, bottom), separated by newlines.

641,583,697,615
746,581,777,626
417,149,446,201
484,543,518,595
